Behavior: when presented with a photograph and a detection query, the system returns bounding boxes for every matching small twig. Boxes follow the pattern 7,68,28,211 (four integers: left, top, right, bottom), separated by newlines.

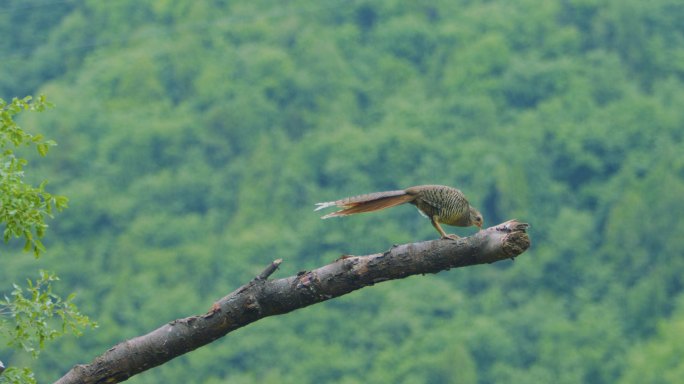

254,259,283,281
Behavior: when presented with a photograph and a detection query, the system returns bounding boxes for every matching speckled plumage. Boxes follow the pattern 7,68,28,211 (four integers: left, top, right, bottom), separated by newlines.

315,184,483,239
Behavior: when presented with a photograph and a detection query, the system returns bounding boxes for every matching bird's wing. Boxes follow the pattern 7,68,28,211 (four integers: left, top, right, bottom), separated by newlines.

421,196,443,213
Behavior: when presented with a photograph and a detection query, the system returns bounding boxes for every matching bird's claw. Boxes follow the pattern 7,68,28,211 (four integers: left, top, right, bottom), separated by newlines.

442,234,460,240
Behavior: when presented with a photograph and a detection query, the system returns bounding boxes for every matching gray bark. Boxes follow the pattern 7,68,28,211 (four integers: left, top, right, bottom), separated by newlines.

54,220,530,384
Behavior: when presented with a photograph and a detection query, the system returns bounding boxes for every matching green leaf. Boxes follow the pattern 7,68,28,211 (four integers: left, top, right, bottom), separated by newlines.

23,239,31,252
36,143,48,157
55,196,69,210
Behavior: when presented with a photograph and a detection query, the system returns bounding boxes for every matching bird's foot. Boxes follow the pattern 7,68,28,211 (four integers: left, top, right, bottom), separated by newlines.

441,234,460,240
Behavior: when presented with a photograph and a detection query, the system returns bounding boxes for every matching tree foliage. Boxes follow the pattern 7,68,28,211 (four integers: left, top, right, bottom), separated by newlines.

0,96,65,256
1,271,93,355
0,97,94,383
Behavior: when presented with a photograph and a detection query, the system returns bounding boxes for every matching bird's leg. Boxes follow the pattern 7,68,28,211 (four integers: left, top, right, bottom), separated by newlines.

431,217,460,240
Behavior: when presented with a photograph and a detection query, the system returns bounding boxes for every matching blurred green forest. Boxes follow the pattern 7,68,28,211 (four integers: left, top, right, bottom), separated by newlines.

2,0,684,382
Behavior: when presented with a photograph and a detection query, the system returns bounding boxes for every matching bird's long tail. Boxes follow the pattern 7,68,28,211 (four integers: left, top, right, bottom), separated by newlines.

315,190,415,219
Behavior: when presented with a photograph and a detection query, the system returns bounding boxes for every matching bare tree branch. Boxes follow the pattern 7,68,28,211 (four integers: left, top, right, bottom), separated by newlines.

54,220,530,384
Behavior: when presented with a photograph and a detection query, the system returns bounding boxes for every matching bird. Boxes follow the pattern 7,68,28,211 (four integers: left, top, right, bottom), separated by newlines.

315,184,483,239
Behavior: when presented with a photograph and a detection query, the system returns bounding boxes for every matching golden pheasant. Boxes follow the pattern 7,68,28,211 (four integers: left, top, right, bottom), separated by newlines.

315,184,483,239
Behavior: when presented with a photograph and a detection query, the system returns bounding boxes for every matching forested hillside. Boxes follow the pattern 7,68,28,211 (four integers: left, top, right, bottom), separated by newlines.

2,0,684,382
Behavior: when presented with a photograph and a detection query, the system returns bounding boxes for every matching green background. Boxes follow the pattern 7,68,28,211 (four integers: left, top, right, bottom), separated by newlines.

2,0,684,382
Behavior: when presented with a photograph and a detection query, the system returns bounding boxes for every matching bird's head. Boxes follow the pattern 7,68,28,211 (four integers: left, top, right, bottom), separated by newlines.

469,207,484,230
